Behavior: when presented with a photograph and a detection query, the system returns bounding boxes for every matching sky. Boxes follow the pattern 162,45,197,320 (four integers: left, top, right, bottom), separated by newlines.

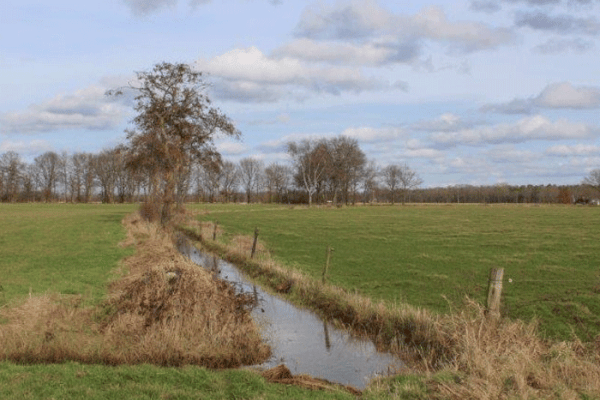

2,0,600,187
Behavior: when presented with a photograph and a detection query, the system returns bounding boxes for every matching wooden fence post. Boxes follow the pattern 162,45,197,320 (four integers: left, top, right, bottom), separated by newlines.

213,220,218,241
322,246,333,283
486,267,504,320
250,227,259,259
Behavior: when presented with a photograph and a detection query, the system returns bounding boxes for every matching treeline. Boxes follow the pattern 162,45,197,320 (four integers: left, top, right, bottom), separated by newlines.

0,138,597,205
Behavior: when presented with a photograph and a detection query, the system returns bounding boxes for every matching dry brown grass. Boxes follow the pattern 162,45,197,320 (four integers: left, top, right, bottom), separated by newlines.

0,212,270,368
425,299,600,399
182,218,600,399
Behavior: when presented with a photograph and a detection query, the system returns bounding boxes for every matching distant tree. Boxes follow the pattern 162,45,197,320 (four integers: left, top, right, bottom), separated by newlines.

287,139,329,206
34,151,60,202
0,151,24,202
265,163,291,203
108,62,239,224
238,157,263,204
381,165,401,205
93,148,119,204
583,169,600,192
361,160,379,203
398,164,422,204
220,161,238,203
327,136,366,205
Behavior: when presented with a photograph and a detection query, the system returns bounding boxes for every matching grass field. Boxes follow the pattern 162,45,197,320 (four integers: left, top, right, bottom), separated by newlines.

0,203,137,305
192,203,600,341
0,204,356,400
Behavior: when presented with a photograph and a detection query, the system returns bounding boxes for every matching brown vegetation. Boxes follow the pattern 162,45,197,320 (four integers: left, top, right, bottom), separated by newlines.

0,212,269,368
182,218,600,399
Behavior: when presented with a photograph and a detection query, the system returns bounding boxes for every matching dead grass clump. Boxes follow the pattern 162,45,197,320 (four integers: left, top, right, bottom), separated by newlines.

427,299,600,399
261,364,362,396
0,212,270,368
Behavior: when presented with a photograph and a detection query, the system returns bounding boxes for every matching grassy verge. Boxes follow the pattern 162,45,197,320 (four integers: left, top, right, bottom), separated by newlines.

190,203,600,341
0,361,354,400
184,204,600,399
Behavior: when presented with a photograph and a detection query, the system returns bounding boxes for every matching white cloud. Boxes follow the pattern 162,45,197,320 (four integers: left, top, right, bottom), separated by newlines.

0,85,129,134
432,115,597,147
197,47,401,102
341,126,404,143
294,2,515,53
532,38,594,54
216,140,248,156
546,144,600,156
412,113,467,131
536,82,600,108
482,82,600,114
0,139,53,155
122,0,278,16
274,37,420,66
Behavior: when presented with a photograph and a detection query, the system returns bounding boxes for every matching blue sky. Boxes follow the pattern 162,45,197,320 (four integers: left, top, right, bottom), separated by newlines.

2,0,600,187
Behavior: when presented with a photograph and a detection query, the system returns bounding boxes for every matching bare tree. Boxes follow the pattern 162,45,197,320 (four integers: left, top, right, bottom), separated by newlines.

398,163,423,204
287,139,329,206
265,162,291,203
381,164,400,205
108,62,240,224
583,169,600,192
93,149,119,203
238,157,263,203
0,151,24,202
34,151,60,202
362,160,379,203
220,161,238,202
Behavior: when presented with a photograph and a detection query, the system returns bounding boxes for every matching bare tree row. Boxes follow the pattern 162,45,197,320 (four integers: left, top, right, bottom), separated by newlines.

2,145,599,205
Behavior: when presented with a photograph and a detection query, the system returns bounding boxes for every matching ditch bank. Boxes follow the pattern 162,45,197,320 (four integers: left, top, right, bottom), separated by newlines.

179,243,404,389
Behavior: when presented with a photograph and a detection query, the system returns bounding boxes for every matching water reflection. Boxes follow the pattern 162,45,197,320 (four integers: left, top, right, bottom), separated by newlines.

182,245,404,389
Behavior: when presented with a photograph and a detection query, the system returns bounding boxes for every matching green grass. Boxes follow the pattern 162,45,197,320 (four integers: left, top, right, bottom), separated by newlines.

0,203,137,305
192,203,600,341
0,361,354,399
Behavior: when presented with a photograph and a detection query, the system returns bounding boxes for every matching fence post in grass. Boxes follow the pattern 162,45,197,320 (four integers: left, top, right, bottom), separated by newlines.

250,227,259,259
486,267,504,320
322,246,333,283
213,220,218,241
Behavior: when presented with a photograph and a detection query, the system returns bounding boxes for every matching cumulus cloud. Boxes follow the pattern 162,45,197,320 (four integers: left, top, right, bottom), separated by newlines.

0,85,129,134
411,113,469,132
340,126,405,142
274,38,420,66
536,82,600,108
122,0,177,16
470,1,503,13
122,0,278,16
431,115,597,147
532,37,594,53
294,2,515,53
0,139,53,155
197,47,402,102
482,82,600,114
546,143,600,156
216,140,248,156
515,12,600,35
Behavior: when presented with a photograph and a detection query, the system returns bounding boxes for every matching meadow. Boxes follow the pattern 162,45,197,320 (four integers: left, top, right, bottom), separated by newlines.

192,203,600,341
0,204,355,399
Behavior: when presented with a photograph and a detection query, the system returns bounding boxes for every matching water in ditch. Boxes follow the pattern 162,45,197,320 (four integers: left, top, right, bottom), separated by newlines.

181,245,405,389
